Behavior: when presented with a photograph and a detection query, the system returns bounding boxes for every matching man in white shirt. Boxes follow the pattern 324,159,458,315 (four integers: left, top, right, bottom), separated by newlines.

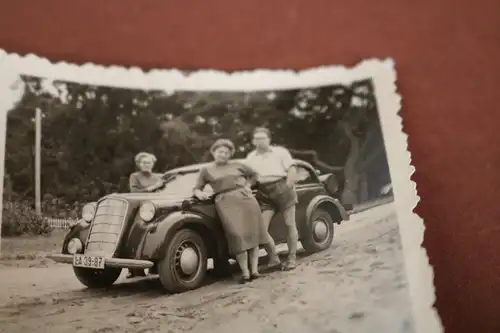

245,127,299,271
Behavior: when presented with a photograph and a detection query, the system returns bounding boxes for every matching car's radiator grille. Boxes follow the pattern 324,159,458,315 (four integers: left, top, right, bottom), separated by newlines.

85,198,128,256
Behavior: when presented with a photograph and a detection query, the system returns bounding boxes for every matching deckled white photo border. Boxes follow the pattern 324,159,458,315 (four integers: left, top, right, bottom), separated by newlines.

0,49,443,333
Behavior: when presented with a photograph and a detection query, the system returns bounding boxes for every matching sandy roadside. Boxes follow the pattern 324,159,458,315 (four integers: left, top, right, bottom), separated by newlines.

0,203,415,333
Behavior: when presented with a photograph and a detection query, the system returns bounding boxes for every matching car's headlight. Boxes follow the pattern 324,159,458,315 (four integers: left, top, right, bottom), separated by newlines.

67,238,83,254
81,203,96,222
139,202,156,222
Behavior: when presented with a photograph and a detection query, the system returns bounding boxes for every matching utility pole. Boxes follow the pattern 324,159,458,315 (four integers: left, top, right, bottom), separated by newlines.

0,109,7,252
35,107,42,216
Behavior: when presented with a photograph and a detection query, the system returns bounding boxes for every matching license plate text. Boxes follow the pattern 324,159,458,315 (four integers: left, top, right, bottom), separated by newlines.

73,255,105,269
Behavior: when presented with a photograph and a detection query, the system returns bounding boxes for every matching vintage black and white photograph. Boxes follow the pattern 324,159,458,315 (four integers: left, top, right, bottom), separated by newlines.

0,53,441,333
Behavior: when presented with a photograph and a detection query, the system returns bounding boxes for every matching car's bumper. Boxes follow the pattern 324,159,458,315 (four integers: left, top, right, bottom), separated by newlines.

46,253,154,269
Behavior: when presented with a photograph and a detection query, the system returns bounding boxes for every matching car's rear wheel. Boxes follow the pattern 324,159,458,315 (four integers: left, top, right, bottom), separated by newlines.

73,266,122,289
301,207,334,254
157,229,208,293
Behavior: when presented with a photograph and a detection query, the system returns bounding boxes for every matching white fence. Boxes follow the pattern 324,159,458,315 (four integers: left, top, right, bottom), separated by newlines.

46,218,76,230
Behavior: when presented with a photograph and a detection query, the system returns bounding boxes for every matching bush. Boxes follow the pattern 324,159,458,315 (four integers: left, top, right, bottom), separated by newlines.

2,201,53,237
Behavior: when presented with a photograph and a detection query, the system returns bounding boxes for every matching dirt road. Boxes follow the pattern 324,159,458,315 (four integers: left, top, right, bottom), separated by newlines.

0,203,414,333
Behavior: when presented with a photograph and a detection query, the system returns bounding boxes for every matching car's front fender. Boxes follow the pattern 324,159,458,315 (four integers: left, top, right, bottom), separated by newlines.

139,211,225,261
305,195,349,225
61,221,90,254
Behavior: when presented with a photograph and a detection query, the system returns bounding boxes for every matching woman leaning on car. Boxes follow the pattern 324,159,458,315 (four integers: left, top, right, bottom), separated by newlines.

193,139,268,284
127,151,164,278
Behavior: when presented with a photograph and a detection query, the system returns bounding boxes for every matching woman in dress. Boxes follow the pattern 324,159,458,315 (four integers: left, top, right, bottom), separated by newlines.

127,152,164,278
193,139,267,284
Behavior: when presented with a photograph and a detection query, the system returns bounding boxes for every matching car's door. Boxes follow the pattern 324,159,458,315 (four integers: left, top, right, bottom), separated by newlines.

268,164,325,243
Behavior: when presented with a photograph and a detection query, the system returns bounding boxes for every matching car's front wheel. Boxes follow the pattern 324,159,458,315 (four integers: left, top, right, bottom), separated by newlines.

73,266,122,289
157,229,208,293
301,207,335,254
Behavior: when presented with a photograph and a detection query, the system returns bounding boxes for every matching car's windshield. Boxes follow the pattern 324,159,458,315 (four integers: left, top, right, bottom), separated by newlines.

158,171,213,197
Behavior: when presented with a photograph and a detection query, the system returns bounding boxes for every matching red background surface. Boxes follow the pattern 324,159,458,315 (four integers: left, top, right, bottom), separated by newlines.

0,1,499,332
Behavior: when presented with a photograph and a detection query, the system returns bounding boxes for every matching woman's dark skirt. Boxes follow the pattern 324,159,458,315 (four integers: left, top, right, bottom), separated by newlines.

214,187,267,256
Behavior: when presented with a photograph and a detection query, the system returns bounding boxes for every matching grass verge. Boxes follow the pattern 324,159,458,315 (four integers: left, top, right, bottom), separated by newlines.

0,230,66,261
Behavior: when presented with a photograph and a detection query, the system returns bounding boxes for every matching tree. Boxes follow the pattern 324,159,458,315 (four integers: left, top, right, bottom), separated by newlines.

286,81,380,205
5,76,389,212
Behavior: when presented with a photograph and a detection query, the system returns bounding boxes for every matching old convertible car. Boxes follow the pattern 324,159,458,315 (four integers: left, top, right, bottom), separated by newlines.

47,159,349,293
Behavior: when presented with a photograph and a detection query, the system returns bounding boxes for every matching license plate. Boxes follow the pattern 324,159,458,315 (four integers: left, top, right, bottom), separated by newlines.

73,254,105,269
